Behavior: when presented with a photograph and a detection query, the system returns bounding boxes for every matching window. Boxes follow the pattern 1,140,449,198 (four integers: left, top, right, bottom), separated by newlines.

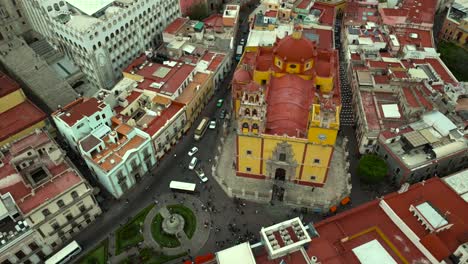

15,250,26,259
71,191,79,199
289,64,297,69
79,205,86,212
279,153,286,161
29,242,39,251
42,209,51,217
246,150,252,155
51,242,57,248
95,115,101,121
314,159,320,164
36,250,47,261
246,167,251,172
102,113,106,119
310,176,316,180
57,200,65,208
2,259,12,264
66,214,73,221
51,222,59,229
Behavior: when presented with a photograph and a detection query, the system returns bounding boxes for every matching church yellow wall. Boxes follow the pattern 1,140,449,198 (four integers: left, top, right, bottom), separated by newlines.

316,76,334,93
307,127,338,145
253,70,271,85
300,144,333,183
0,90,25,113
238,135,262,175
262,136,306,178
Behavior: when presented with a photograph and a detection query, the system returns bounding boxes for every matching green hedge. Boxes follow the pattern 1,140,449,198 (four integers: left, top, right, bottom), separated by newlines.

79,239,108,264
115,204,154,255
167,205,197,239
151,214,181,248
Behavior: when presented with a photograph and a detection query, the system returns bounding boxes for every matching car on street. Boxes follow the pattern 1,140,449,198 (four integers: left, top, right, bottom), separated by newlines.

216,99,224,107
209,120,216,129
188,157,198,170
188,147,198,156
219,109,226,119
195,168,208,183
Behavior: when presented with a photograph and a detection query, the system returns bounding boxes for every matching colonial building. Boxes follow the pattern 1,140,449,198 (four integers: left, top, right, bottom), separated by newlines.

232,27,342,195
78,123,155,198
200,171,468,264
20,0,180,89
439,0,468,46
0,130,102,263
0,72,48,147
52,97,114,153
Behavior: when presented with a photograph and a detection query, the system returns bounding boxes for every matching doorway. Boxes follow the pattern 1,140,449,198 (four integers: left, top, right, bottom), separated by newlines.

275,168,286,181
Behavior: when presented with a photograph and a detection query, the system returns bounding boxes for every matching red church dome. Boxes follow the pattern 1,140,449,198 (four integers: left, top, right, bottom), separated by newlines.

233,67,252,84
273,33,316,63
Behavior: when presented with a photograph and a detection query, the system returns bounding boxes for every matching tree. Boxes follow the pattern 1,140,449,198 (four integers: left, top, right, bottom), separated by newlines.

188,3,209,21
358,154,388,184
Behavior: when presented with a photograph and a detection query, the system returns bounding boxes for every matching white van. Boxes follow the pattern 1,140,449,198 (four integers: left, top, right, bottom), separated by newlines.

188,157,198,170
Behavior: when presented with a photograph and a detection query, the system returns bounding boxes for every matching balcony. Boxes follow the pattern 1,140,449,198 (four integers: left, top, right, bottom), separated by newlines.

48,206,94,237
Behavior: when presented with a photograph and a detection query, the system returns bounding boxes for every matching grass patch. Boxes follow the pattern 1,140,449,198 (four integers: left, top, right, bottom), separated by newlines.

151,214,181,248
79,239,108,264
167,204,197,239
438,41,468,81
115,204,154,255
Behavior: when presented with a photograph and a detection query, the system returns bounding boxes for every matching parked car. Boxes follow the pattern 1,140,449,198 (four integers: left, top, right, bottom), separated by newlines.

209,120,216,129
219,109,226,119
216,99,224,107
188,157,198,170
188,147,198,156
195,168,208,183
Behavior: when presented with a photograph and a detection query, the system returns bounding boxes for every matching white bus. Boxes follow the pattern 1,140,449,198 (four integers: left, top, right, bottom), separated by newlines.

194,117,209,141
169,181,196,193
45,240,81,264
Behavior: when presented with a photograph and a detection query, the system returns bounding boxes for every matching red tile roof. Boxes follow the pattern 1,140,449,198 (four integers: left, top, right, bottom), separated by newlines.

0,72,21,98
125,55,195,95
413,87,433,110
411,58,458,85
264,10,277,18
126,91,142,105
402,87,420,108
303,28,333,49
207,53,225,72
55,97,105,126
257,177,467,264
164,17,189,34
144,101,184,136
297,0,311,9
203,14,223,29
373,75,390,84
0,132,83,214
385,178,468,259
395,28,434,48
274,34,317,63
0,100,47,142
265,75,315,137
312,2,336,26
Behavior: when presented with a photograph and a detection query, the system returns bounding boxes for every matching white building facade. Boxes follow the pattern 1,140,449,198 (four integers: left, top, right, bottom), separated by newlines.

52,97,114,153
20,0,180,89
78,124,156,198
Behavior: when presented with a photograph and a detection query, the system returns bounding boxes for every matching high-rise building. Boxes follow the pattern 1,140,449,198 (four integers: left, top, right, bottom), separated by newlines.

20,0,180,90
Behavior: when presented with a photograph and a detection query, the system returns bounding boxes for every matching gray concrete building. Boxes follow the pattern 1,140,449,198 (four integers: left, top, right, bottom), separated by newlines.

0,36,79,113
0,0,30,41
375,111,468,186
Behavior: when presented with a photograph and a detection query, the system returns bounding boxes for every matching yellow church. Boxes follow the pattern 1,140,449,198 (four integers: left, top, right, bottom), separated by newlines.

231,27,341,192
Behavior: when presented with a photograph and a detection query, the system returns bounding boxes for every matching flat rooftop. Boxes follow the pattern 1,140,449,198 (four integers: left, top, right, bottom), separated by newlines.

124,55,195,96
66,0,114,16
0,132,83,214
0,100,47,143
359,91,406,132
